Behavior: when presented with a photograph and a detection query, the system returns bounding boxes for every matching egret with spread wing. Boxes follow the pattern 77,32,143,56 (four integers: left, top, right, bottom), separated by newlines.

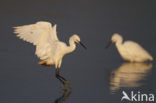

13,21,86,90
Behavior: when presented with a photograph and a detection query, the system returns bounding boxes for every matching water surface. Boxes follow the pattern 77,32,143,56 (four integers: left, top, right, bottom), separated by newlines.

0,0,155,103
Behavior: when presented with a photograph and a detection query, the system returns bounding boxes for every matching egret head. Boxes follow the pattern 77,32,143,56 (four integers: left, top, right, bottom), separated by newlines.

105,33,123,49
71,34,80,42
111,33,122,43
71,34,87,49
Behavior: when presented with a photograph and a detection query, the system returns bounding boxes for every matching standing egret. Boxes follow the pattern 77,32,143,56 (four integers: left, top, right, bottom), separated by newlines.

13,21,86,90
106,33,153,62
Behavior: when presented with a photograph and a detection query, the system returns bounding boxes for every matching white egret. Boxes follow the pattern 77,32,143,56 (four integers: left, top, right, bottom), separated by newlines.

13,21,86,90
106,33,153,62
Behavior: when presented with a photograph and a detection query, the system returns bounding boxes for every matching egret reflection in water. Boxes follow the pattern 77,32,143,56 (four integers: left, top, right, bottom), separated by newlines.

54,90,72,103
110,62,152,93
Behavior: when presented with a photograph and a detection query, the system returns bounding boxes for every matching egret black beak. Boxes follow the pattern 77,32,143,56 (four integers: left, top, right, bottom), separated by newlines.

79,41,87,49
105,41,113,49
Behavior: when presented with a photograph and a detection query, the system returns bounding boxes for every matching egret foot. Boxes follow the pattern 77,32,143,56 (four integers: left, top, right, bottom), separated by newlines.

62,84,68,91
61,81,72,91
55,69,72,90
65,81,72,89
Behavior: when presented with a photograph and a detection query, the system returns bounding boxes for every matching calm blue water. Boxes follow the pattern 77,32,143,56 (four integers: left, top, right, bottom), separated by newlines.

0,0,155,103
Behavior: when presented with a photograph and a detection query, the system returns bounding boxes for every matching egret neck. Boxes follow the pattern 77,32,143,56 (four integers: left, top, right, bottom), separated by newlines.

65,37,76,54
115,36,123,48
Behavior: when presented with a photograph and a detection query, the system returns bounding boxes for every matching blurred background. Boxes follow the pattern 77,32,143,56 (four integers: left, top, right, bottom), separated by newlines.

0,0,155,103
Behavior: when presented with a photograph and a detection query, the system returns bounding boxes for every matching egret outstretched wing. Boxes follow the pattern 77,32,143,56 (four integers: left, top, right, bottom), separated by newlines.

13,21,58,45
13,21,59,60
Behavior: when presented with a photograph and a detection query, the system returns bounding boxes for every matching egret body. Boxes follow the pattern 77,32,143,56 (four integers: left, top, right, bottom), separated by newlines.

106,33,153,62
13,21,86,89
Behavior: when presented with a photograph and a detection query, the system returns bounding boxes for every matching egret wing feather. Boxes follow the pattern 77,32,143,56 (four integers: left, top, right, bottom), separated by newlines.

13,21,59,61
13,21,58,45
123,41,152,60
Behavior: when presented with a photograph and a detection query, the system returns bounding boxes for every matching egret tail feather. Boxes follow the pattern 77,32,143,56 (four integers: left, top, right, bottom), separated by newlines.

38,61,54,66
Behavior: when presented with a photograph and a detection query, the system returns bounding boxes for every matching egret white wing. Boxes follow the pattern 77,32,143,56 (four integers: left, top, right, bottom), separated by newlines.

13,21,58,45
123,41,152,59
14,21,59,60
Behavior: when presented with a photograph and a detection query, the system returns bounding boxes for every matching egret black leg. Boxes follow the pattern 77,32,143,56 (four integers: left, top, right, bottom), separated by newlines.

57,71,66,81
56,68,67,81
55,68,72,90
55,69,65,85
